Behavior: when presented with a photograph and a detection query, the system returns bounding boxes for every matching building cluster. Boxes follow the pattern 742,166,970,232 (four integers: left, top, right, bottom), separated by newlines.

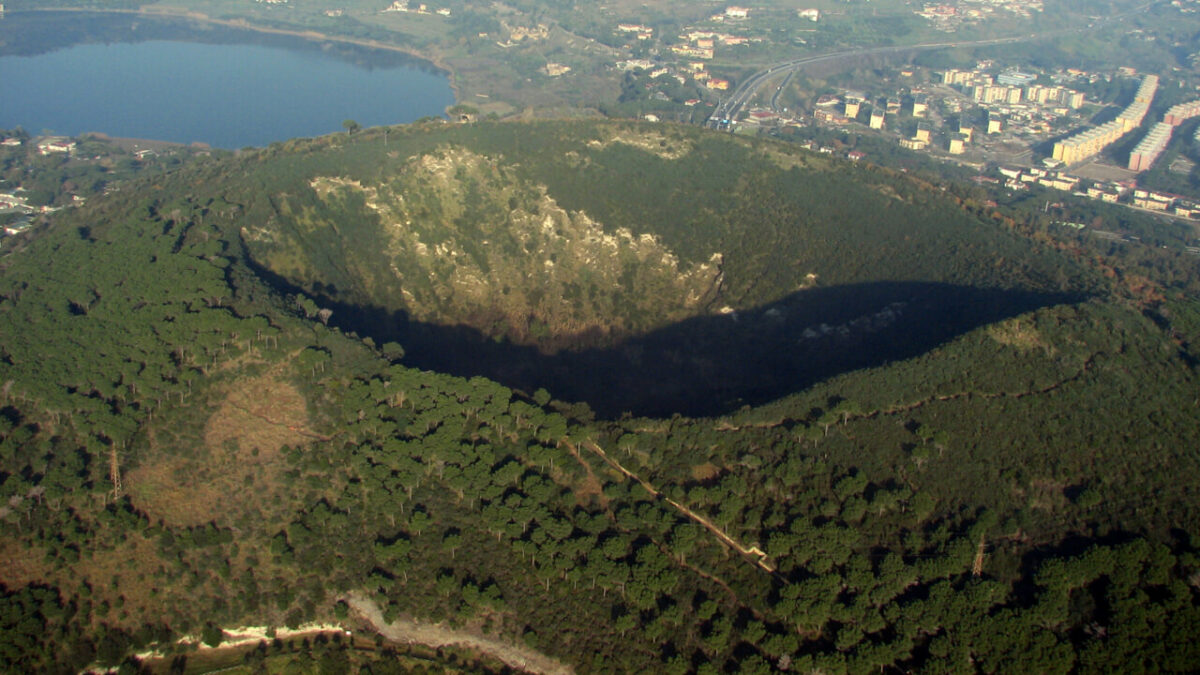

916,0,1042,31
669,28,753,60
998,166,1080,192
1052,74,1157,165
0,190,29,211
382,2,451,16
508,24,548,42
995,165,1199,218
714,6,750,20
670,43,715,60
935,66,1095,148
616,23,654,40
1126,97,1200,171
943,69,1085,108
812,91,880,125
36,138,75,155
615,58,728,90
681,30,749,47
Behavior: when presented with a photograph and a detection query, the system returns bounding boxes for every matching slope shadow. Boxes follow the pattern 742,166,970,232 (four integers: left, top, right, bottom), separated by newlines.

307,281,1084,419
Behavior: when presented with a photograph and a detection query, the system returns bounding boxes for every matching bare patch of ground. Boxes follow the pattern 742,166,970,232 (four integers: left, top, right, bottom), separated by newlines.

69,534,176,630
1072,160,1137,183
346,593,574,675
1028,479,1070,512
82,133,199,153
127,375,318,527
0,533,183,634
1169,155,1195,175
587,128,693,160
0,539,47,587
561,443,608,507
987,318,1056,355
758,143,821,172
690,462,722,481
204,375,318,454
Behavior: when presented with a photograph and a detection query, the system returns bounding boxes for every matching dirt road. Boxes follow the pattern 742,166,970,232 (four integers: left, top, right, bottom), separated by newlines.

345,593,574,675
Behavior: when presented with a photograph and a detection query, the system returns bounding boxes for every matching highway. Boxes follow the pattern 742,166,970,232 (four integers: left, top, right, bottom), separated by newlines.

708,36,1029,128
707,1,1162,129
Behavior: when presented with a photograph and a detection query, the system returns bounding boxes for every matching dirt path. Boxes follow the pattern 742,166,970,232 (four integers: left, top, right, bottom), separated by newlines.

345,593,574,675
577,440,774,572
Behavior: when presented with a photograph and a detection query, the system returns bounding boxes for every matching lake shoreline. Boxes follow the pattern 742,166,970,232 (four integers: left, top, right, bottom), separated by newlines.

1,10,456,148
9,6,462,108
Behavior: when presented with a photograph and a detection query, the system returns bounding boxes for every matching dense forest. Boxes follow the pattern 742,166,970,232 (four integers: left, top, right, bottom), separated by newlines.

1,120,1199,673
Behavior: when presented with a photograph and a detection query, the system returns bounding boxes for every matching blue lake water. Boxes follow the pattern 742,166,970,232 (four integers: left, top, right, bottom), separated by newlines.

0,27,455,148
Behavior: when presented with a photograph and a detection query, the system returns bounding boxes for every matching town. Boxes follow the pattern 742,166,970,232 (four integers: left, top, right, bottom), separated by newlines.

588,3,1200,224
0,131,210,242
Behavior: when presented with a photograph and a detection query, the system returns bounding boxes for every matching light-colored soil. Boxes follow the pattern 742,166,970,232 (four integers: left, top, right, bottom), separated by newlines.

690,462,722,481
0,539,46,587
204,375,318,454
1071,159,1137,183
987,318,1056,355
561,442,608,507
346,593,574,675
127,375,318,527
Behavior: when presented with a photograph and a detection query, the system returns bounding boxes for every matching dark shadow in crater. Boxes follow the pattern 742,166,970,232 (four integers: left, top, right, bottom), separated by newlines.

288,278,1085,419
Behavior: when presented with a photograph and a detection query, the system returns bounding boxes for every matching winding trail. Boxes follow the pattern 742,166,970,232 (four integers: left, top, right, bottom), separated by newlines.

575,440,775,572
569,356,1099,577
346,593,574,675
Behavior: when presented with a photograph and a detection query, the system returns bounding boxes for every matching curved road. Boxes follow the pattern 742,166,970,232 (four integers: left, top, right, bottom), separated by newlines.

708,1,1162,128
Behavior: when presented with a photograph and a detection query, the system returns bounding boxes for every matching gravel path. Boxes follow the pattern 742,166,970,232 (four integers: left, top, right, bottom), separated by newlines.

346,593,574,675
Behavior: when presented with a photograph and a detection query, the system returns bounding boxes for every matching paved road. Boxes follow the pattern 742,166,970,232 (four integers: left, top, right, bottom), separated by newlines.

769,70,795,113
707,38,1018,128
708,1,1162,128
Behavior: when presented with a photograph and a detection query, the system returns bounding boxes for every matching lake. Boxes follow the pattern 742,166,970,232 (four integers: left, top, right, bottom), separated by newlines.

0,11,455,148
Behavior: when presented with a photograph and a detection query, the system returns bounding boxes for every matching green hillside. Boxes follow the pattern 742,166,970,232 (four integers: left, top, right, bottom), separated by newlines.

190,120,1093,415
1,120,1199,674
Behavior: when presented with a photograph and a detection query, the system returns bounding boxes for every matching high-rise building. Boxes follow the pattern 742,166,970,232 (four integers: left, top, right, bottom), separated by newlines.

1128,123,1172,172
997,71,1037,87
1163,100,1200,126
